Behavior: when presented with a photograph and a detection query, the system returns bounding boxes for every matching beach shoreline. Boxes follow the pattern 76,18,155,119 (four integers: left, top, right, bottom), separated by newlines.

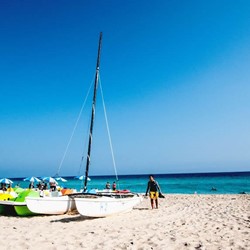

1,194,249,249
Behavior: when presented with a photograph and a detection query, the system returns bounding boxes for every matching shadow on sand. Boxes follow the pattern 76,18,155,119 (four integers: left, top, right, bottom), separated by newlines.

133,207,150,210
50,214,98,223
50,207,150,223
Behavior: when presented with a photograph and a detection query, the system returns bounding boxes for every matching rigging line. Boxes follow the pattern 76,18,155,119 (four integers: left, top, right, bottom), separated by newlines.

99,76,119,183
55,77,95,176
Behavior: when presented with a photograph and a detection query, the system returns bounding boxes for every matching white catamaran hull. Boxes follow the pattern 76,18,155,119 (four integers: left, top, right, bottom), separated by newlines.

74,195,142,217
26,196,76,215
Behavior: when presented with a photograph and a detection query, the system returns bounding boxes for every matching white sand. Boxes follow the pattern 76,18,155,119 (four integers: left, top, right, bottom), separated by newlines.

0,194,249,250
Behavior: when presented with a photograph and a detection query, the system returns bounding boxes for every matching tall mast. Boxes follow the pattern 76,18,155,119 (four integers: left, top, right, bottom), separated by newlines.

83,32,103,192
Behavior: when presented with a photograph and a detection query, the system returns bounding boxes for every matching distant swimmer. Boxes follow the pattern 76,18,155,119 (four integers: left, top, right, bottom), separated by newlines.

239,191,246,194
211,187,217,191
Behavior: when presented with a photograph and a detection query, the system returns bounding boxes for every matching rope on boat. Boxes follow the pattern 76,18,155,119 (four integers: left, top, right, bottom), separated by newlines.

55,76,95,176
99,76,119,187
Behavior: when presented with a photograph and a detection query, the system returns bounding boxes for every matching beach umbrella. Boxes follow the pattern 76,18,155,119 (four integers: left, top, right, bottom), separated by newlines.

42,177,58,184
0,178,13,184
23,176,41,182
55,177,67,182
75,175,91,181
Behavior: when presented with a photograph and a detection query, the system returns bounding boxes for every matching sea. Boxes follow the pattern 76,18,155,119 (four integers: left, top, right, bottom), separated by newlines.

8,171,250,194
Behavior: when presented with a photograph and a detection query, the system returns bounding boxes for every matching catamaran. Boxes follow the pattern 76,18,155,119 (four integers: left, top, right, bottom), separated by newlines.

72,32,142,217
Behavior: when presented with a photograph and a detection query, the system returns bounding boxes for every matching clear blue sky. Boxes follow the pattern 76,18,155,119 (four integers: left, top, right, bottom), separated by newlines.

1,0,250,178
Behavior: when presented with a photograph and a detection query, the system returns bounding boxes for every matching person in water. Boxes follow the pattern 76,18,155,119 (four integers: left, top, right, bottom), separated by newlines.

145,175,162,209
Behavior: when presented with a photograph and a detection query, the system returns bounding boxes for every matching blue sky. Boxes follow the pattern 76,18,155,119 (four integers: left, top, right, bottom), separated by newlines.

0,0,250,178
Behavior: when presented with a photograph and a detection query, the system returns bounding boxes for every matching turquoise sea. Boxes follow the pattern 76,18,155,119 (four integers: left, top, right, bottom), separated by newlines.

7,171,250,194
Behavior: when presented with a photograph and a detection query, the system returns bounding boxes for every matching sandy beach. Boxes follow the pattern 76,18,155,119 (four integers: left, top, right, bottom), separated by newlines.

0,194,249,250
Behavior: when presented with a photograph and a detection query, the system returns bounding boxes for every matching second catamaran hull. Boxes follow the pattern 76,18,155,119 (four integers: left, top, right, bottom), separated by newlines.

74,195,142,217
26,196,76,215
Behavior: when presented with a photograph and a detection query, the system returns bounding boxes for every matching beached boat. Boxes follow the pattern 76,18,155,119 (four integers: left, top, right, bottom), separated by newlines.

73,32,142,217
0,189,40,216
23,174,76,215
74,194,142,217
0,193,15,215
25,189,76,215
26,194,75,215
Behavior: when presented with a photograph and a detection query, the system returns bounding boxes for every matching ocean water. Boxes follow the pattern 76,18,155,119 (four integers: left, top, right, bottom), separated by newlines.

8,171,250,194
